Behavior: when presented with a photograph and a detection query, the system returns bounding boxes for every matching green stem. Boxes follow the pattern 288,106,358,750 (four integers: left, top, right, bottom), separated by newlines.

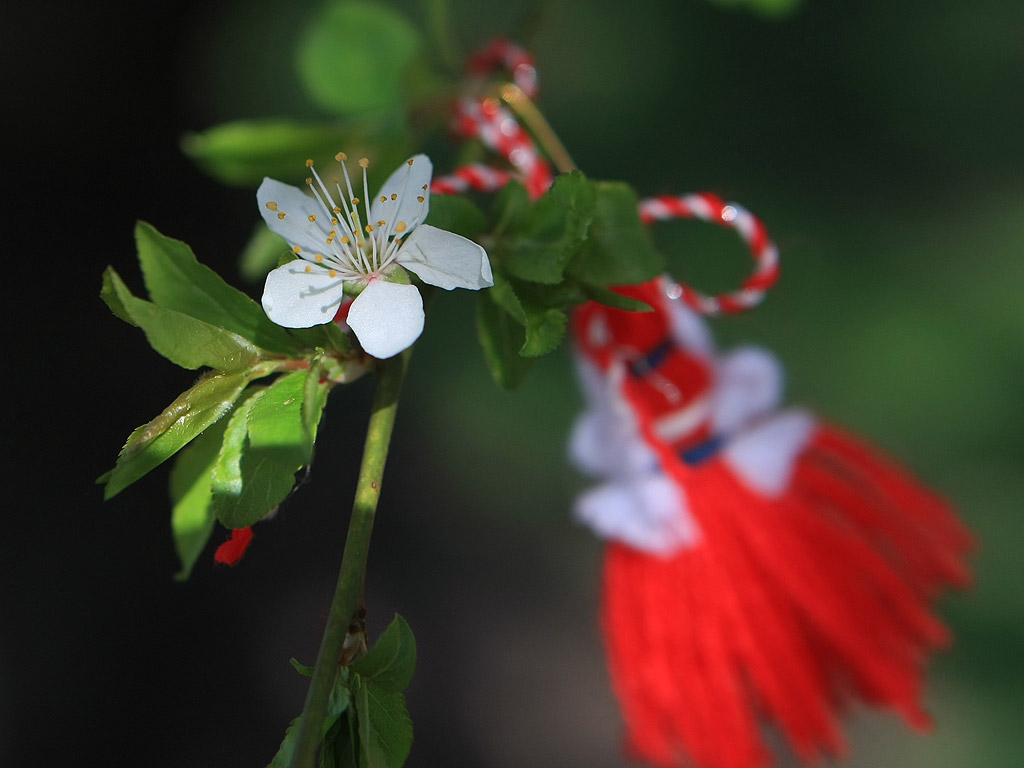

289,351,410,768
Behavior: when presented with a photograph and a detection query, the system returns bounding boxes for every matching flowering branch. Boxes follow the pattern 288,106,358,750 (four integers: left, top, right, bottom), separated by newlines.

289,350,410,768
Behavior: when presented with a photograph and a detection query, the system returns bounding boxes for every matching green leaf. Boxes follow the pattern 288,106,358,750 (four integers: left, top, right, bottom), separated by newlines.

425,195,486,240
567,181,664,287
323,711,359,768
239,223,290,284
582,284,654,312
247,370,318,466
487,272,526,325
184,120,351,188
289,658,315,678
135,221,299,354
352,676,413,768
102,267,261,372
296,1,422,115
303,354,331,438
520,304,567,357
168,416,231,580
286,321,352,356
102,371,250,499
500,172,595,284
210,389,296,530
267,717,303,768
491,179,530,236
211,369,328,529
350,615,416,693
476,291,534,389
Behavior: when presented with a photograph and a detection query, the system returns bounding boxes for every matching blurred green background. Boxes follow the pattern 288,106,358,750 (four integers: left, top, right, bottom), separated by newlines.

3,0,1021,766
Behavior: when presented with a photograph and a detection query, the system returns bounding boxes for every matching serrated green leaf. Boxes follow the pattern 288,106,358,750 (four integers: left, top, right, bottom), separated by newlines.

303,355,331,438
520,304,567,357
239,223,290,284
210,387,297,529
296,1,422,115
567,181,664,286
425,195,486,239
501,172,595,284
210,369,327,529
350,615,416,693
102,267,261,372
169,416,231,580
476,291,534,389
487,272,526,325
267,716,303,768
135,221,299,354
100,269,135,325
352,676,413,768
103,371,250,499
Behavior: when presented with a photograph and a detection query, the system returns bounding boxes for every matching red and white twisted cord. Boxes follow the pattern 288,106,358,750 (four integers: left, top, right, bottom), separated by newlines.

431,163,511,196
639,193,780,315
446,39,781,314
452,98,553,200
467,37,539,99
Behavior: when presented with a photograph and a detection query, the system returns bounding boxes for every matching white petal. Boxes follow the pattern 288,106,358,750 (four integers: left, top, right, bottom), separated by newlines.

712,346,783,434
370,154,432,231
261,262,348,328
257,178,336,256
397,224,493,290
346,279,424,359
575,474,699,554
723,408,816,497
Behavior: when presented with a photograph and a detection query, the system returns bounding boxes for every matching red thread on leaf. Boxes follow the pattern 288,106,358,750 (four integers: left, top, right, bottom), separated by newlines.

214,527,254,566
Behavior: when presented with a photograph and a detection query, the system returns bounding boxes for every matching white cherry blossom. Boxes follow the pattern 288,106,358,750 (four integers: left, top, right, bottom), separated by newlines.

258,154,493,359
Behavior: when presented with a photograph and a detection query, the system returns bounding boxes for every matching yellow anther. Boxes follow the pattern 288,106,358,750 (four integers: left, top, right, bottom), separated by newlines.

421,184,428,191
358,157,369,168
277,212,286,220
377,220,385,227
305,158,314,167
304,265,312,273
352,197,360,205
341,236,351,245
331,177,339,184
335,152,347,162
391,193,397,201
395,222,407,233
329,269,338,278
380,196,387,203
333,206,342,214
265,201,279,211
365,224,375,233
292,245,302,254
331,217,339,226
308,214,317,222
417,196,424,203
407,158,414,166
315,254,324,262
305,177,313,185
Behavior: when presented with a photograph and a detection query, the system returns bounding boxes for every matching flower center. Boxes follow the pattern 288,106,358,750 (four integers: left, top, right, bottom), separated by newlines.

298,154,417,280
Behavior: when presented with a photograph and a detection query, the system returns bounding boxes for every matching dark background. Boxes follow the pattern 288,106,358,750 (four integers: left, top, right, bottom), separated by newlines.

4,0,1022,766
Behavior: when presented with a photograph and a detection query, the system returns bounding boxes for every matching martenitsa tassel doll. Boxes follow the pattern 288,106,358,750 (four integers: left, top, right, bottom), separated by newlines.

570,274,972,768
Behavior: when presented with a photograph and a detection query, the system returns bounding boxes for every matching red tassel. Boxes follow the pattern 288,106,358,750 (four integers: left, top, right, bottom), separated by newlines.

572,278,972,768
214,527,254,566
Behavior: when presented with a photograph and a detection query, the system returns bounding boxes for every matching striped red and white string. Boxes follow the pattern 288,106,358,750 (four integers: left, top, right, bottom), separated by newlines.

435,38,781,316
